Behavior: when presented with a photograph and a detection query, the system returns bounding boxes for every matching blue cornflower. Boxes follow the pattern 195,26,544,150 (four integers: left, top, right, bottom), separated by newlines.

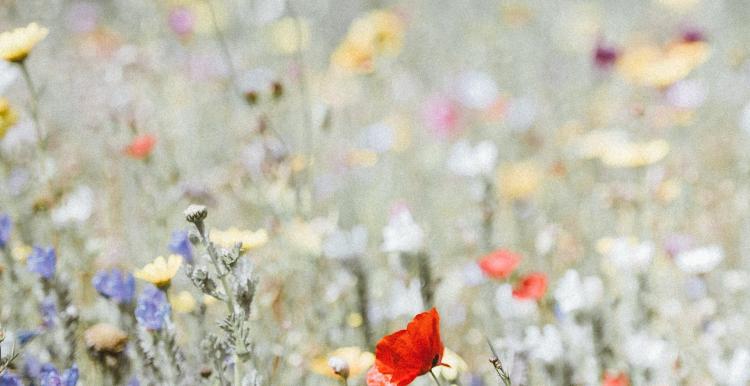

92,269,135,304
135,285,171,331
169,230,193,264
39,363,59,385
0,372,22,386
40,296,57,328
27,246,56,279
61,364,79,386
17,329,40,345
0,214,10,249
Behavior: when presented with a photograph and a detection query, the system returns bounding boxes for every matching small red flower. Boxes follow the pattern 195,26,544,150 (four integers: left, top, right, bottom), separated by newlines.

512,272,548,301
478,249,521,279
602,371,629,386
370,308,448,386
124,134,157,159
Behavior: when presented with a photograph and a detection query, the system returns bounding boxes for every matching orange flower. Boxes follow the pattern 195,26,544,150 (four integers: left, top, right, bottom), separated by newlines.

478,249,521,279
370,308,448,386
512,272,547,300
603,371,629,386
124,134,157,159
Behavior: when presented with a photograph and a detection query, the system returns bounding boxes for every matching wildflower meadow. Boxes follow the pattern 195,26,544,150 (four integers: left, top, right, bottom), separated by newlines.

1,0,749,385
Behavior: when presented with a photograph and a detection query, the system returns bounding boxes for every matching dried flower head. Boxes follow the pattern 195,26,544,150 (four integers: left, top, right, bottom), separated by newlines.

0,23,48,63
184,204,207,224
84,323,128,354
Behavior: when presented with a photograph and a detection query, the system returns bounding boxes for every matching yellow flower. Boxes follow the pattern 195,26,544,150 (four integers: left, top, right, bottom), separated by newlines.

309,347,374,379
171,290,197,313
331,39,375,74
0,98,18,139
269,17,310,54
211,227,268,253
134,254,183,288
497,160,543,201
599,139,670,168
431,348,468,381
616,41,709,87
12,244,31,262
348,10,404,56
0,23,48,63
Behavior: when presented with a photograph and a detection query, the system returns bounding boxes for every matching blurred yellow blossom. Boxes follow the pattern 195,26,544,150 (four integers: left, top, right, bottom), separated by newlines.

617,41,710,87
134,254,182,288
309,346,374,379
12,244,31,262
497,161,543,201
0,98,17,139
346,148,378,168
269,17,310,54
332,39,375,74
212,227,268,253
0,22,48,62
431,348,468,381
331,9,404,73
600,139,670,168
171,290,197,313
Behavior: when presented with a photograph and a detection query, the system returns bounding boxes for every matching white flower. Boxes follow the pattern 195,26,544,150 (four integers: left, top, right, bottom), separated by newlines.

602,237,654,272
0,60,18,95
495,284,537,319
51,185,94,226
524,325,563,363
323,225,368,260
675,245,724,274
447,140,498,178
382,209,424,254
665,79,706,109
388,279,424,319
709,348,750,386
624,332,676,369
554,269,603,315
454,70,498,109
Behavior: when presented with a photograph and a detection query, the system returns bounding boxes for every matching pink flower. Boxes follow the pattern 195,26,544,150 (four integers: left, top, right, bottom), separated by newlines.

168,6,195,38
421,96,461,140
478,249,521,279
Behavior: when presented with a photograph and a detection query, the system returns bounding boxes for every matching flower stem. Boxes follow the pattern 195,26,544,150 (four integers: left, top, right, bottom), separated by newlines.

204,0,237,89
19,61,45,149
429,369,442,386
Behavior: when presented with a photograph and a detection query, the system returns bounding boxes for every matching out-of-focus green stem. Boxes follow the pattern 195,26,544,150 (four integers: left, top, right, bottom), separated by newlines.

19,61,46,149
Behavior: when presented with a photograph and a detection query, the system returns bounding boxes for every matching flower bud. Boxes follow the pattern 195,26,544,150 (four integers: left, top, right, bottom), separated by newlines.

328,356,350,379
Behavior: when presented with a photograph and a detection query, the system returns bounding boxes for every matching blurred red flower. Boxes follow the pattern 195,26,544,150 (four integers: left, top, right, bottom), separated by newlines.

603,371,629,386
124,134,157,159
370,308,448,386
512,272,548,300
478,249,521,279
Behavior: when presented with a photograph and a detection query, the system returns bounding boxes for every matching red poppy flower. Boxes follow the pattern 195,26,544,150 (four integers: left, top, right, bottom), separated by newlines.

512,272,547,301
478,249,521,279
124,134,157,159
371,308,448,386
602,371,629,386
366,366,396,386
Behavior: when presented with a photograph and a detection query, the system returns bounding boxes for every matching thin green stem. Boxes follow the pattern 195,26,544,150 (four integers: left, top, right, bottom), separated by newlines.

204,0,237,89
19,61,45,149
429,369,441,386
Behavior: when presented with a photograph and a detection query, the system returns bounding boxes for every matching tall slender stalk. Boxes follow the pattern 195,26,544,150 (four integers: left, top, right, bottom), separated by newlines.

19,61,45,149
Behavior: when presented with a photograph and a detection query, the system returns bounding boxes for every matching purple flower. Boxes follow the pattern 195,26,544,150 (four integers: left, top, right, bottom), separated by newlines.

169,230,193,264
0,214,11,248
40,296,57,328
92,269,135,304
135,285,171,330
40,363,59,386
62,364,79,386
127,377,141,386
593,41,618,69
0,372,22,386
168,6,195,37
27,246,56,279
